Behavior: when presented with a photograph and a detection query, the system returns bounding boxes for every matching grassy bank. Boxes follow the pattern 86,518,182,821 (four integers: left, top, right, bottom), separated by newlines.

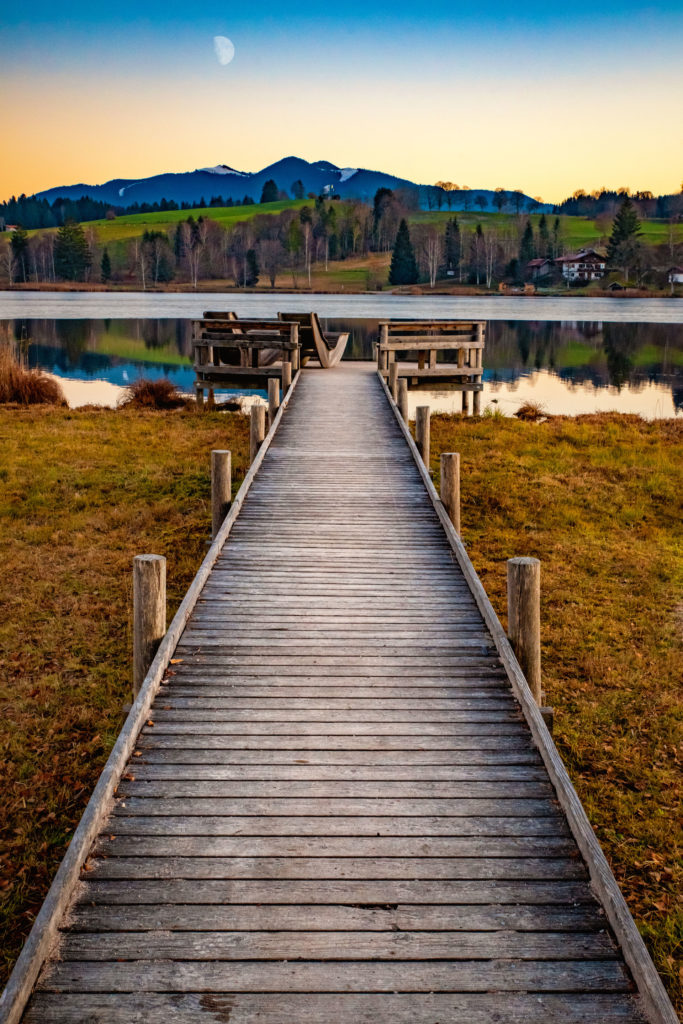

0,406,249,984
425,411,682,1011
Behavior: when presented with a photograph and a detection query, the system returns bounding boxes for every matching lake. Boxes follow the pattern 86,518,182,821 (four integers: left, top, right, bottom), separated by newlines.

1,291,681,416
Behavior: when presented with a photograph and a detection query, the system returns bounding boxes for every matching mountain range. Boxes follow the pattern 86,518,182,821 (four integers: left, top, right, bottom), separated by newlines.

33,156,550,212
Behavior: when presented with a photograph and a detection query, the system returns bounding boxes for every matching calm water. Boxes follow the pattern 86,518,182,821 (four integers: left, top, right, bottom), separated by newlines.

1,292,681,416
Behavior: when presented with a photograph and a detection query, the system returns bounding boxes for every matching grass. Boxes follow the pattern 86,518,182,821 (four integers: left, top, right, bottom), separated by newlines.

0,337,66,406
119,377,187,409
425,411,683,1012
0,406,250,986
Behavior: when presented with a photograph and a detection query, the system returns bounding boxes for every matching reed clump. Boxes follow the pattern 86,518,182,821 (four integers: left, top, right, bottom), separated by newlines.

118,377,188,410
0,338,66,406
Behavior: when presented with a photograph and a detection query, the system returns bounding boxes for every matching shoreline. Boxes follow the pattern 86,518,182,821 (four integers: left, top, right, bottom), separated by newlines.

2,282,679,299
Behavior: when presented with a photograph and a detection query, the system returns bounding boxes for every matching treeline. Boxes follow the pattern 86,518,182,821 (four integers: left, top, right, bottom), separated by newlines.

556,187,683,220
0,193,264,232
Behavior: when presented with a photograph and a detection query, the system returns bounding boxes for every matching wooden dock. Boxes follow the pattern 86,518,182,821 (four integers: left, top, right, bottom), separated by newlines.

1,364,677,1024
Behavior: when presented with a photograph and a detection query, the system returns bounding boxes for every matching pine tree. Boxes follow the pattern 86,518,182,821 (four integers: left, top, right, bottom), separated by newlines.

245,249,259,287
54,220,91,281
291,179,305,200
606,196,643,282
519,221,535,275
260,180,278,204
10,225,29,282
100,247,112,283
444,217,461,278
538,214,551,259
389,220,419,285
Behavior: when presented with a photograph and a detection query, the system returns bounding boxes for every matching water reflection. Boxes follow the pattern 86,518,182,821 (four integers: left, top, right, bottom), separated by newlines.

1,316,681,416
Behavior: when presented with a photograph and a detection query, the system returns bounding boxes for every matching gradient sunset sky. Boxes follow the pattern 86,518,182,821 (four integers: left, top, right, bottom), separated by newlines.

2,0,682,203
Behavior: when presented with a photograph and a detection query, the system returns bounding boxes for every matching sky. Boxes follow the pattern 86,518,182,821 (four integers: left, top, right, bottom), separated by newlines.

2,0,682,203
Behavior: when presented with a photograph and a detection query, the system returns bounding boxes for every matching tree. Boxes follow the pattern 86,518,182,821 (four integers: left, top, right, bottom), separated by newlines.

389,219,419,285
245,248,259,287
100,248,112,283
260,180,278,204
538,214,551,260
444,217,461,280
291,179,305,200
606,196,643,282
519,220,535,273
493,188,507,212
475,194,488,212
10,226,29,282
54,220,91,281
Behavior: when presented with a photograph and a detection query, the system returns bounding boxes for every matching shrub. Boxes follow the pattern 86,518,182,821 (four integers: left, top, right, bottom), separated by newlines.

0,338,66,406
119,377,187,410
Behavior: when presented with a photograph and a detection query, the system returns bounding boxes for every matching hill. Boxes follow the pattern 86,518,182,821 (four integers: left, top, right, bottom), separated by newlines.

31,156,549,213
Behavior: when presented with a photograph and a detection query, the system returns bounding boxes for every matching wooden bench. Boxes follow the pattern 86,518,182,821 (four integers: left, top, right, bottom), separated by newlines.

377,320,486,414
192,314,301,404
278,312,349,369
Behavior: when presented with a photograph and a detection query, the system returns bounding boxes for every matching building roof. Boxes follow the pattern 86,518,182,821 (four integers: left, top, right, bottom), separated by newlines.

554,248,605,264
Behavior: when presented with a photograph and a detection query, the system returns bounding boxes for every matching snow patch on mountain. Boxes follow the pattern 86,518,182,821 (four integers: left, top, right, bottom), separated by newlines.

339,168,358,183
199,165,248,176
118,182,140,197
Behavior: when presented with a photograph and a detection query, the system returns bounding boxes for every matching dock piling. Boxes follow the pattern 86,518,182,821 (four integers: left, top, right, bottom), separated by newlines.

282,360,292,393
250,404,266,463
440,453,460,534
507,556,542,705
397,378,409,422
388,361,399,402
268,378,280,429
415,406,431,467
211,450,232,540
133,554,166,699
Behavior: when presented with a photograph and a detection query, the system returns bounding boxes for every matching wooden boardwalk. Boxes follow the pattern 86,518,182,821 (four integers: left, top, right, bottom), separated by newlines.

4,364,676,1023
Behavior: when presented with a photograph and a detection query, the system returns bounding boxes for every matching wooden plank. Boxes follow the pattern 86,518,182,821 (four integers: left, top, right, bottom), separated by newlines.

379,339,484,349
61,930,616,961
116,780,551,799
106,814,567,838
23,992,648,1024
111,797,562,817
35,960,631,993
94,835,572,858
68,901,604,933
78,877,597,906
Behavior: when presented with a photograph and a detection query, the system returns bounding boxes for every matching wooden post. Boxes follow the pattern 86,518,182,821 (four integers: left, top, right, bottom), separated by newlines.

379,324,388,371
398,378,409,422
507,556,542,705
388,361,399,402
195,384,204,409
211,450,231,540
473,385,481,416
268,378,280,429
440,453,460,535
473,323,484,416
462,389,470,415
291,346,300,372
250,404,266,463
415,405,430,467
133,554,166,699
282,360,292,393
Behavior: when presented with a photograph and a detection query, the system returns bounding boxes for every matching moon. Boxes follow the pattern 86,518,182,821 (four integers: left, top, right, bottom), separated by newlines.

213,36,235,65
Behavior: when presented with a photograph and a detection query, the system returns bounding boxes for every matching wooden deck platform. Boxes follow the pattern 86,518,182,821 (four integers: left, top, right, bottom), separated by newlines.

2,364,676,1024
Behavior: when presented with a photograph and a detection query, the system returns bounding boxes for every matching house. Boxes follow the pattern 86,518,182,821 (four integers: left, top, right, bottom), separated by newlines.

667,266,683,284
526,258,554,281
554,248,606,282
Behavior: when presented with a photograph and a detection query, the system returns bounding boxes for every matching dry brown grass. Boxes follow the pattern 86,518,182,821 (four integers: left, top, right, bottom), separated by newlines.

118,377,187,410
0,338,66,406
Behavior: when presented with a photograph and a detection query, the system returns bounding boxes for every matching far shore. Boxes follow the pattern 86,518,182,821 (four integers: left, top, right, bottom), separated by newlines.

2,281,678,299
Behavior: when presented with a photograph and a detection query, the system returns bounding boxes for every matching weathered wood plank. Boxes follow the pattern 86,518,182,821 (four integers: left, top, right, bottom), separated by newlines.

35,960,631,993
68,901,604,933
111,797,562,817
23,992,648,1024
